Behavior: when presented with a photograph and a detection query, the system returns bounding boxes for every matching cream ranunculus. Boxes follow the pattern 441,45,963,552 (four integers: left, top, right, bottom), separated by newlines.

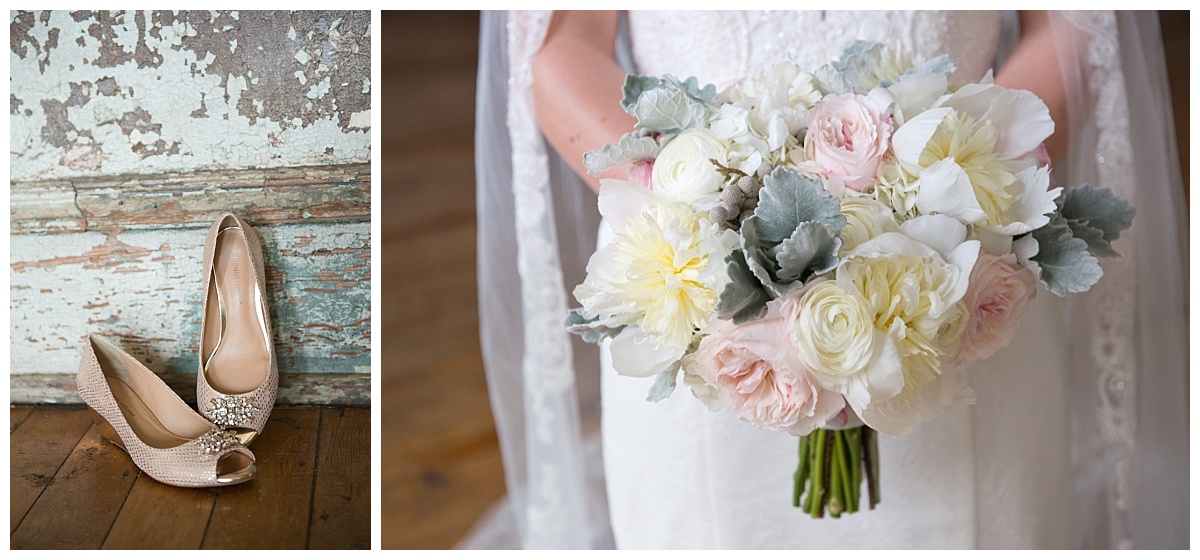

797,92,894,193
838,198,900,256
782,281,904,413
651,128,729,210
788,281,874,379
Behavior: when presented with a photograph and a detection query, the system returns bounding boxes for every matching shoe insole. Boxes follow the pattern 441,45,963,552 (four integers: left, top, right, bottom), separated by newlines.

107,370,200,449
204,227,271,395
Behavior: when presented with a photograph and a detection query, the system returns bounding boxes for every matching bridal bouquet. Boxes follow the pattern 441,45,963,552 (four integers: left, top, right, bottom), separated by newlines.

566,42,1133,517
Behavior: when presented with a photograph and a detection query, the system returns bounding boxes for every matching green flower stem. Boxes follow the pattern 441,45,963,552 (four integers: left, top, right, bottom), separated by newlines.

863,426,880,509
793,435,809,507
810,429,827,518
828,431,844,517
838,430,855,514
819,427,834,517
847,428,863,513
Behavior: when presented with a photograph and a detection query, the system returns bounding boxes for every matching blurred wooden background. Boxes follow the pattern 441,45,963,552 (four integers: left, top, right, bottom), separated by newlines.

382,10,1189,550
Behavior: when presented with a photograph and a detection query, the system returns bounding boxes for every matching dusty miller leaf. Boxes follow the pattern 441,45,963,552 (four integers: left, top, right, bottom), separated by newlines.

750,168,846,244
716,250,771,324
773,222,842,282
622,74,719,134
905,54,956,78
1059,184,1135,245
832,40,886,90
622,75,665,110
1029,217,1104,296
583,135,661,176
565,309,624,344
1064,218,1121,258
646,362,680,402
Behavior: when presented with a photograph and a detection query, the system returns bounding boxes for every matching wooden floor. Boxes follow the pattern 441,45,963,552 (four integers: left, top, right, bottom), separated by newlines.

380,11,505,551
10,405,370,549
382,10,1189,551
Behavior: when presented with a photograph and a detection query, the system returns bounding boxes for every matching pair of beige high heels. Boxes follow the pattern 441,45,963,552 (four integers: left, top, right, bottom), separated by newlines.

76,214,277,488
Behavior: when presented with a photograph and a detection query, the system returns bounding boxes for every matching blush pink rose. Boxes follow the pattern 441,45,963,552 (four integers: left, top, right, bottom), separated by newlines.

691,300,844,435
952,253,1038,366
629,160,654,189
798,93,893,193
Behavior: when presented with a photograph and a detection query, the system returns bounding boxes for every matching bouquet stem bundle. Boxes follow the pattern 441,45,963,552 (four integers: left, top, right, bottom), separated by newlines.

793,426,879,517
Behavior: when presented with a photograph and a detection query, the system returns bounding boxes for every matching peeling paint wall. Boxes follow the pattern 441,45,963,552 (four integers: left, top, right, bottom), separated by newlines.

9,10,371,405
10,10,370,180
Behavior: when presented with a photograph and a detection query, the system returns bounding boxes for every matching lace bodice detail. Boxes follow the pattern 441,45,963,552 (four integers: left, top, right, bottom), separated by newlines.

629,11,1003,90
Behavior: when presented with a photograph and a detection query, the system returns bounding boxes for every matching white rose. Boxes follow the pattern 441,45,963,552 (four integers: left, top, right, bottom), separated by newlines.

651,129,728,210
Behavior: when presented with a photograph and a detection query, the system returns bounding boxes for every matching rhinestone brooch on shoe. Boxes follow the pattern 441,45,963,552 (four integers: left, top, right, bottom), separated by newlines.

206,396,258,427
196,428,239,455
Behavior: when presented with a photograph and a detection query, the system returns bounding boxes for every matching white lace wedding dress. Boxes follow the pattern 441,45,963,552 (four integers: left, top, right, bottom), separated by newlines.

475,9,1188,551
598,11,1070,549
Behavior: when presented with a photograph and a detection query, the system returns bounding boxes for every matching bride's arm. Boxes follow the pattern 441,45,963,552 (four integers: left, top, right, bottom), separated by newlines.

532,11,637,193
995,11,1068,163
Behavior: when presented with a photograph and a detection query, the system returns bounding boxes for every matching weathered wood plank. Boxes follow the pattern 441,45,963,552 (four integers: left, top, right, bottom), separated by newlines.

308,408,371,549
10,372,371,406
9,406,94,533
10,405,35,433
10,420,138,549
202,407,320,549
8,180,87,234
10,163,370,235
102,477,218,549
10,222,370,403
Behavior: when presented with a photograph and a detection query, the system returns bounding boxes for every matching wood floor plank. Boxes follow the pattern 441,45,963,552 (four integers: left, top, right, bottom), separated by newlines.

10,421,138,549
307,408,371,549
9,406,94,533
101,476,218,549
201,407,320,549
10,405,35,433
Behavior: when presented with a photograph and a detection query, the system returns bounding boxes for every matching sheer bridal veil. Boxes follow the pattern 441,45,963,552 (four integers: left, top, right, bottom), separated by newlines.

472,10,1187,549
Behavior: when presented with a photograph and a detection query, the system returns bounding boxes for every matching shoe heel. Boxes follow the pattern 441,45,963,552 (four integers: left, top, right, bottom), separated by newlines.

89,407,128,452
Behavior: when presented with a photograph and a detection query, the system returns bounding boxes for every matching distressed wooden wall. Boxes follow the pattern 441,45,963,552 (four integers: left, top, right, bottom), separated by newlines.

9,10,371,405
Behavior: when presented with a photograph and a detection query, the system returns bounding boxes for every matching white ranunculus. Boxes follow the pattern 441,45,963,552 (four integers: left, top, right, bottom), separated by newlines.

838,198,900,256
783,282,903,411
574,180,737,376
651,129,729,210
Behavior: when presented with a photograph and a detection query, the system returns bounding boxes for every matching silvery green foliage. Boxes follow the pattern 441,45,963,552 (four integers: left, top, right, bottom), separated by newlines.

828,41,955,92
1058,184,1136,258
718,168,845,310
647,362,680,402
774,221,842,281
904,54,956,78
750,168,846,243
832,40,887,90
621,74,720,134
565,309,624,343
716,250,772,324
1028,216,1104,296
583,134,662,176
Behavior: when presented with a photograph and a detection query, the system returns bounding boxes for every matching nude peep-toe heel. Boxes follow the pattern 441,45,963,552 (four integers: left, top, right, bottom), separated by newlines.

197,213,277,446
77,334,256,487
